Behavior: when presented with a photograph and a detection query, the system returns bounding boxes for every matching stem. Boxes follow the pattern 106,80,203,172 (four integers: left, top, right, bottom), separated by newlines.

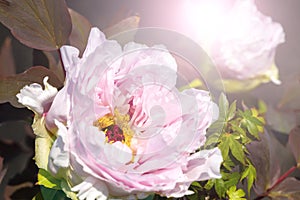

58,48,66,78
267,165,297,192
254,165,298,200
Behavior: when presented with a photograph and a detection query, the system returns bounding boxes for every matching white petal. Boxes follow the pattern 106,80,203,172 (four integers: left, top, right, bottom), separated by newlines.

72,177,109,200
48,120,70,175
60,45,80,74
16,76,57,115
83,27,106,58
185,147,223,181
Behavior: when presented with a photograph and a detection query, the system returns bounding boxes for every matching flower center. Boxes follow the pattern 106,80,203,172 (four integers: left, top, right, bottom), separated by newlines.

94,109,133,147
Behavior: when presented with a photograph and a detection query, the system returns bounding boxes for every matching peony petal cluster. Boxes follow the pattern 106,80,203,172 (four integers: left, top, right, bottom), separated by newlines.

191,0,285,90
17,27,222,199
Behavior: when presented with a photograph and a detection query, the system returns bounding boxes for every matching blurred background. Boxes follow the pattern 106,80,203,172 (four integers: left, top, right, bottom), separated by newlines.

0,0,299,199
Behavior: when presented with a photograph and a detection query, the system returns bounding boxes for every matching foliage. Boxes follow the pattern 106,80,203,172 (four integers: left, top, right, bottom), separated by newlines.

0,1,299,200
186,94,265,199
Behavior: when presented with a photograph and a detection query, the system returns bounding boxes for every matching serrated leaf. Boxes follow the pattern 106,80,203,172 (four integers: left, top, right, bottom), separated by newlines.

68,8,92,56
222,172,240,189
38,169,61,189
218,135,230,161
231,123,246,136
245,120,259,139
207,120,225,136
228,135,245,165
0,66,63,108
0,0,72,50
218,93,229,119
248,115,264,127
204,132,221,148
204,179,215,190
227,101,237,121
227,186,246,200
191,181,202,189
222,158,235,171
0,37,15,76
215,179,226,198
241,165,256,195
288,126,300,163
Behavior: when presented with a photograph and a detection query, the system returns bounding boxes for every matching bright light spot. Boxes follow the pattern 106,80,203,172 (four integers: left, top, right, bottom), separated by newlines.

184,0,255,49
184,0,229,43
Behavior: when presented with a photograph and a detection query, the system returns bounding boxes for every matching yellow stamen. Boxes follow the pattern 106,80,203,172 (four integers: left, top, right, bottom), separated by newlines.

114,109,134,147
94,113,114,129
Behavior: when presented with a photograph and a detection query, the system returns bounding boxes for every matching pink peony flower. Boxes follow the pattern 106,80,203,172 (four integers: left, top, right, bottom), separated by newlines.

189,0,285,90
18,27,222,199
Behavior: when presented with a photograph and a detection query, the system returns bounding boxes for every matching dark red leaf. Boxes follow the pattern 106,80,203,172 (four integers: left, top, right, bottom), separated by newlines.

0,66,63,108
0,0,72,51
68,8,92,56
0,37,15,76
288,126,300,164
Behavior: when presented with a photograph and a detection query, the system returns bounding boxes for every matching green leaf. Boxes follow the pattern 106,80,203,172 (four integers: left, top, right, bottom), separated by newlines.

227,186,246,200
222,172,240,189
191,181,202,189
0,66,63,108
245,119,259,139
204,179,215,190
207,120,225,136
204,132,221,147
258,100,267,114
228,135,245,165
38,186,69,200
218,135,230,161
288,126,300,164
240,165,256,194
231,123,246,136
227,100,237,121
222,158,235,171
218,93,229,120
60,180,78,200
0,0,72,50
68,8,92,56
215,179,226,198
248,115,264,126
186,192,199,200
38,169,61,189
